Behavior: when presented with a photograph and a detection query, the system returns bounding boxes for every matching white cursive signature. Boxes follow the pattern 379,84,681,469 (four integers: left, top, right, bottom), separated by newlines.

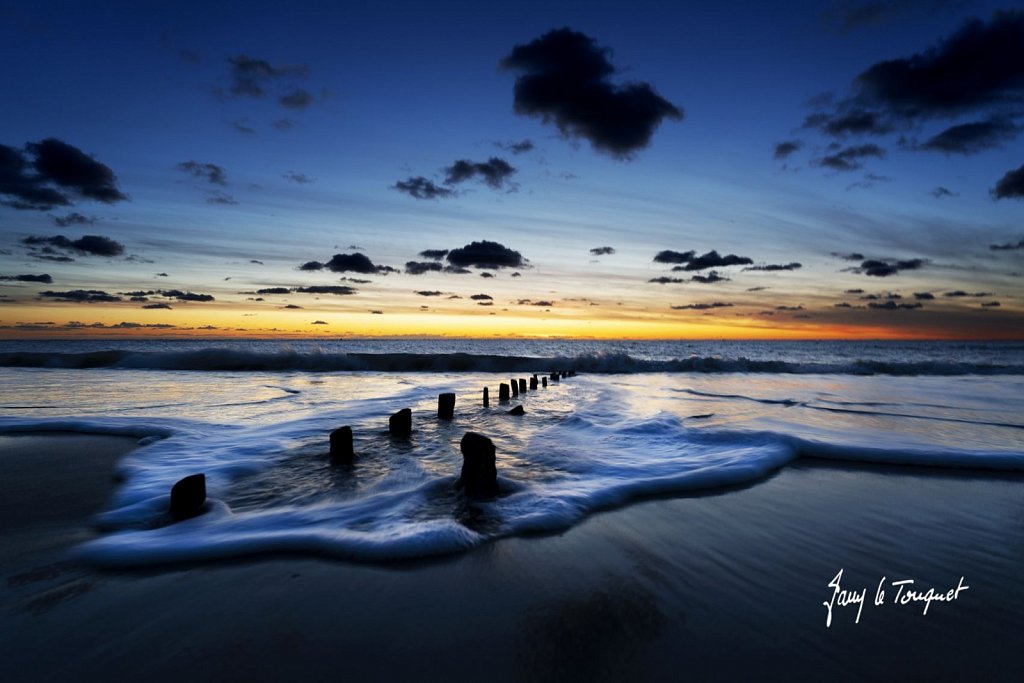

824,569,969,627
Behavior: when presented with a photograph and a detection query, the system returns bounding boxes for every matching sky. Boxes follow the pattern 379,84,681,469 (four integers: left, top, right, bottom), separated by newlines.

1,0,1022,340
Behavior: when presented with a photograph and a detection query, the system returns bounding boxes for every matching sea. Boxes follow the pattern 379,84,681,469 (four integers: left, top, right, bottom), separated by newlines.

1,339,1021,566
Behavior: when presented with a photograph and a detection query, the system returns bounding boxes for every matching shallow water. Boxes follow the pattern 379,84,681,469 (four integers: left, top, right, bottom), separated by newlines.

1,341,1021,566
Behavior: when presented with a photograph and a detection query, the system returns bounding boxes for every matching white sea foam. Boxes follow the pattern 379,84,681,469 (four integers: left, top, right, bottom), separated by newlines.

2,358,1022,566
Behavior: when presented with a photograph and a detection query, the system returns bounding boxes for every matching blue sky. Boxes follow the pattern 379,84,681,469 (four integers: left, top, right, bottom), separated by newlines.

1,0,1021,338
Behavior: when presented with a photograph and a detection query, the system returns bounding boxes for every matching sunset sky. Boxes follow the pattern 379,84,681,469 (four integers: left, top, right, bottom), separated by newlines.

1,0,1021,339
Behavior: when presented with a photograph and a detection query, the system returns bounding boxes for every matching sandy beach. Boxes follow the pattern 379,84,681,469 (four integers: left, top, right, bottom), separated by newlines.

0,432,1020,682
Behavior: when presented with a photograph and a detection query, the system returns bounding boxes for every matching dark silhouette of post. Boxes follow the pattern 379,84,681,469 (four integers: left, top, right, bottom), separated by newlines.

482,386,489,407
458,432,497,497
508,405,524,415
518,378,527,393
530,376,538,390
510,379,519,397
330,426,354,461
438,392,456,419
389,408,412,437
542,377,547,387
499,383,510,401
170,473,206,520
550,372,559,382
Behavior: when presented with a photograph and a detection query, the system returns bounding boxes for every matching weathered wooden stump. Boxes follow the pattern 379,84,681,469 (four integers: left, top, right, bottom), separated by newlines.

510,379,519,397
518,378,527,393
499,383,510,401
330,426,354,461
530,376,538,390
508,405,525,415
389,408,412,437
458,432,498,497
169,473,206,520
438,392,456,419
482,386,489,407
542,377,547,387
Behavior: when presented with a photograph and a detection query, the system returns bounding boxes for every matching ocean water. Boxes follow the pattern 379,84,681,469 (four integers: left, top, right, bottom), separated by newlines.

1,339,1021,566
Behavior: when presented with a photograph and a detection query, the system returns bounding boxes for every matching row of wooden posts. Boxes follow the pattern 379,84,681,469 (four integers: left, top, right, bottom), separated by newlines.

168,370,578,520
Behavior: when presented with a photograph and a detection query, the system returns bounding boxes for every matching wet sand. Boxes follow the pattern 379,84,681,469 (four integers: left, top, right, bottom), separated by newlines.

1,433,1021,682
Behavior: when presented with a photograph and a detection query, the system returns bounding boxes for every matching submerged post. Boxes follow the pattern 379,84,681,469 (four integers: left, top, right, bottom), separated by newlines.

389,408,412,437
438,392,456,420
458,432,498,497
169,473,206,520
330,426,354,461
508,405,525,415
518,378,527,393
482,386,489,407
499,383,510,401
510,379,519,397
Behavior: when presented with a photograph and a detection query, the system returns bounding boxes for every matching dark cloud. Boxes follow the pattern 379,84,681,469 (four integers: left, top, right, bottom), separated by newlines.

670,302,734,310
256,287,291,295
851,258,925,276
418,249,449,260
853,12,1024,118
444,157,517,190
477,301,493,306
510,272,521,277
930,186,957,198
176,160,227,185
500,28,682,158
283,304,302,309
868,300,923,310
653,250,695,264
295,286,357,296
691,271,729,284
743,262,802,271
415,290,444,296
447,241,524,269
805,11,1024,153
981,301,1001,307
920,118,1021,155
39,289,121,303
279,89,314,110
913,292,935,300
142,302,173,309
283,172,314,184
746,286,768,292
444,265,472,274
943,290,993,297
820,1,962,34
227,54,309,99
393,176,456,200
231,120,256,135
670,250,753,271
479,272,494,278
833,252,866,261
161,289,215,302
834,302,853,308
1,139,127,210
590,246,615,256
813,143,886,171
51,212,95,227
311,320,328,325
495,139,535,154
773,140,802,160
775,305,804,311
0,273,52,283
205,190,237,205
470,294,493,301
648,277,685,284
23,234,124,257
405,261,444,275
250,259,264,265
991,164,1024,200
301,253,391,274
990,238,1024,250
